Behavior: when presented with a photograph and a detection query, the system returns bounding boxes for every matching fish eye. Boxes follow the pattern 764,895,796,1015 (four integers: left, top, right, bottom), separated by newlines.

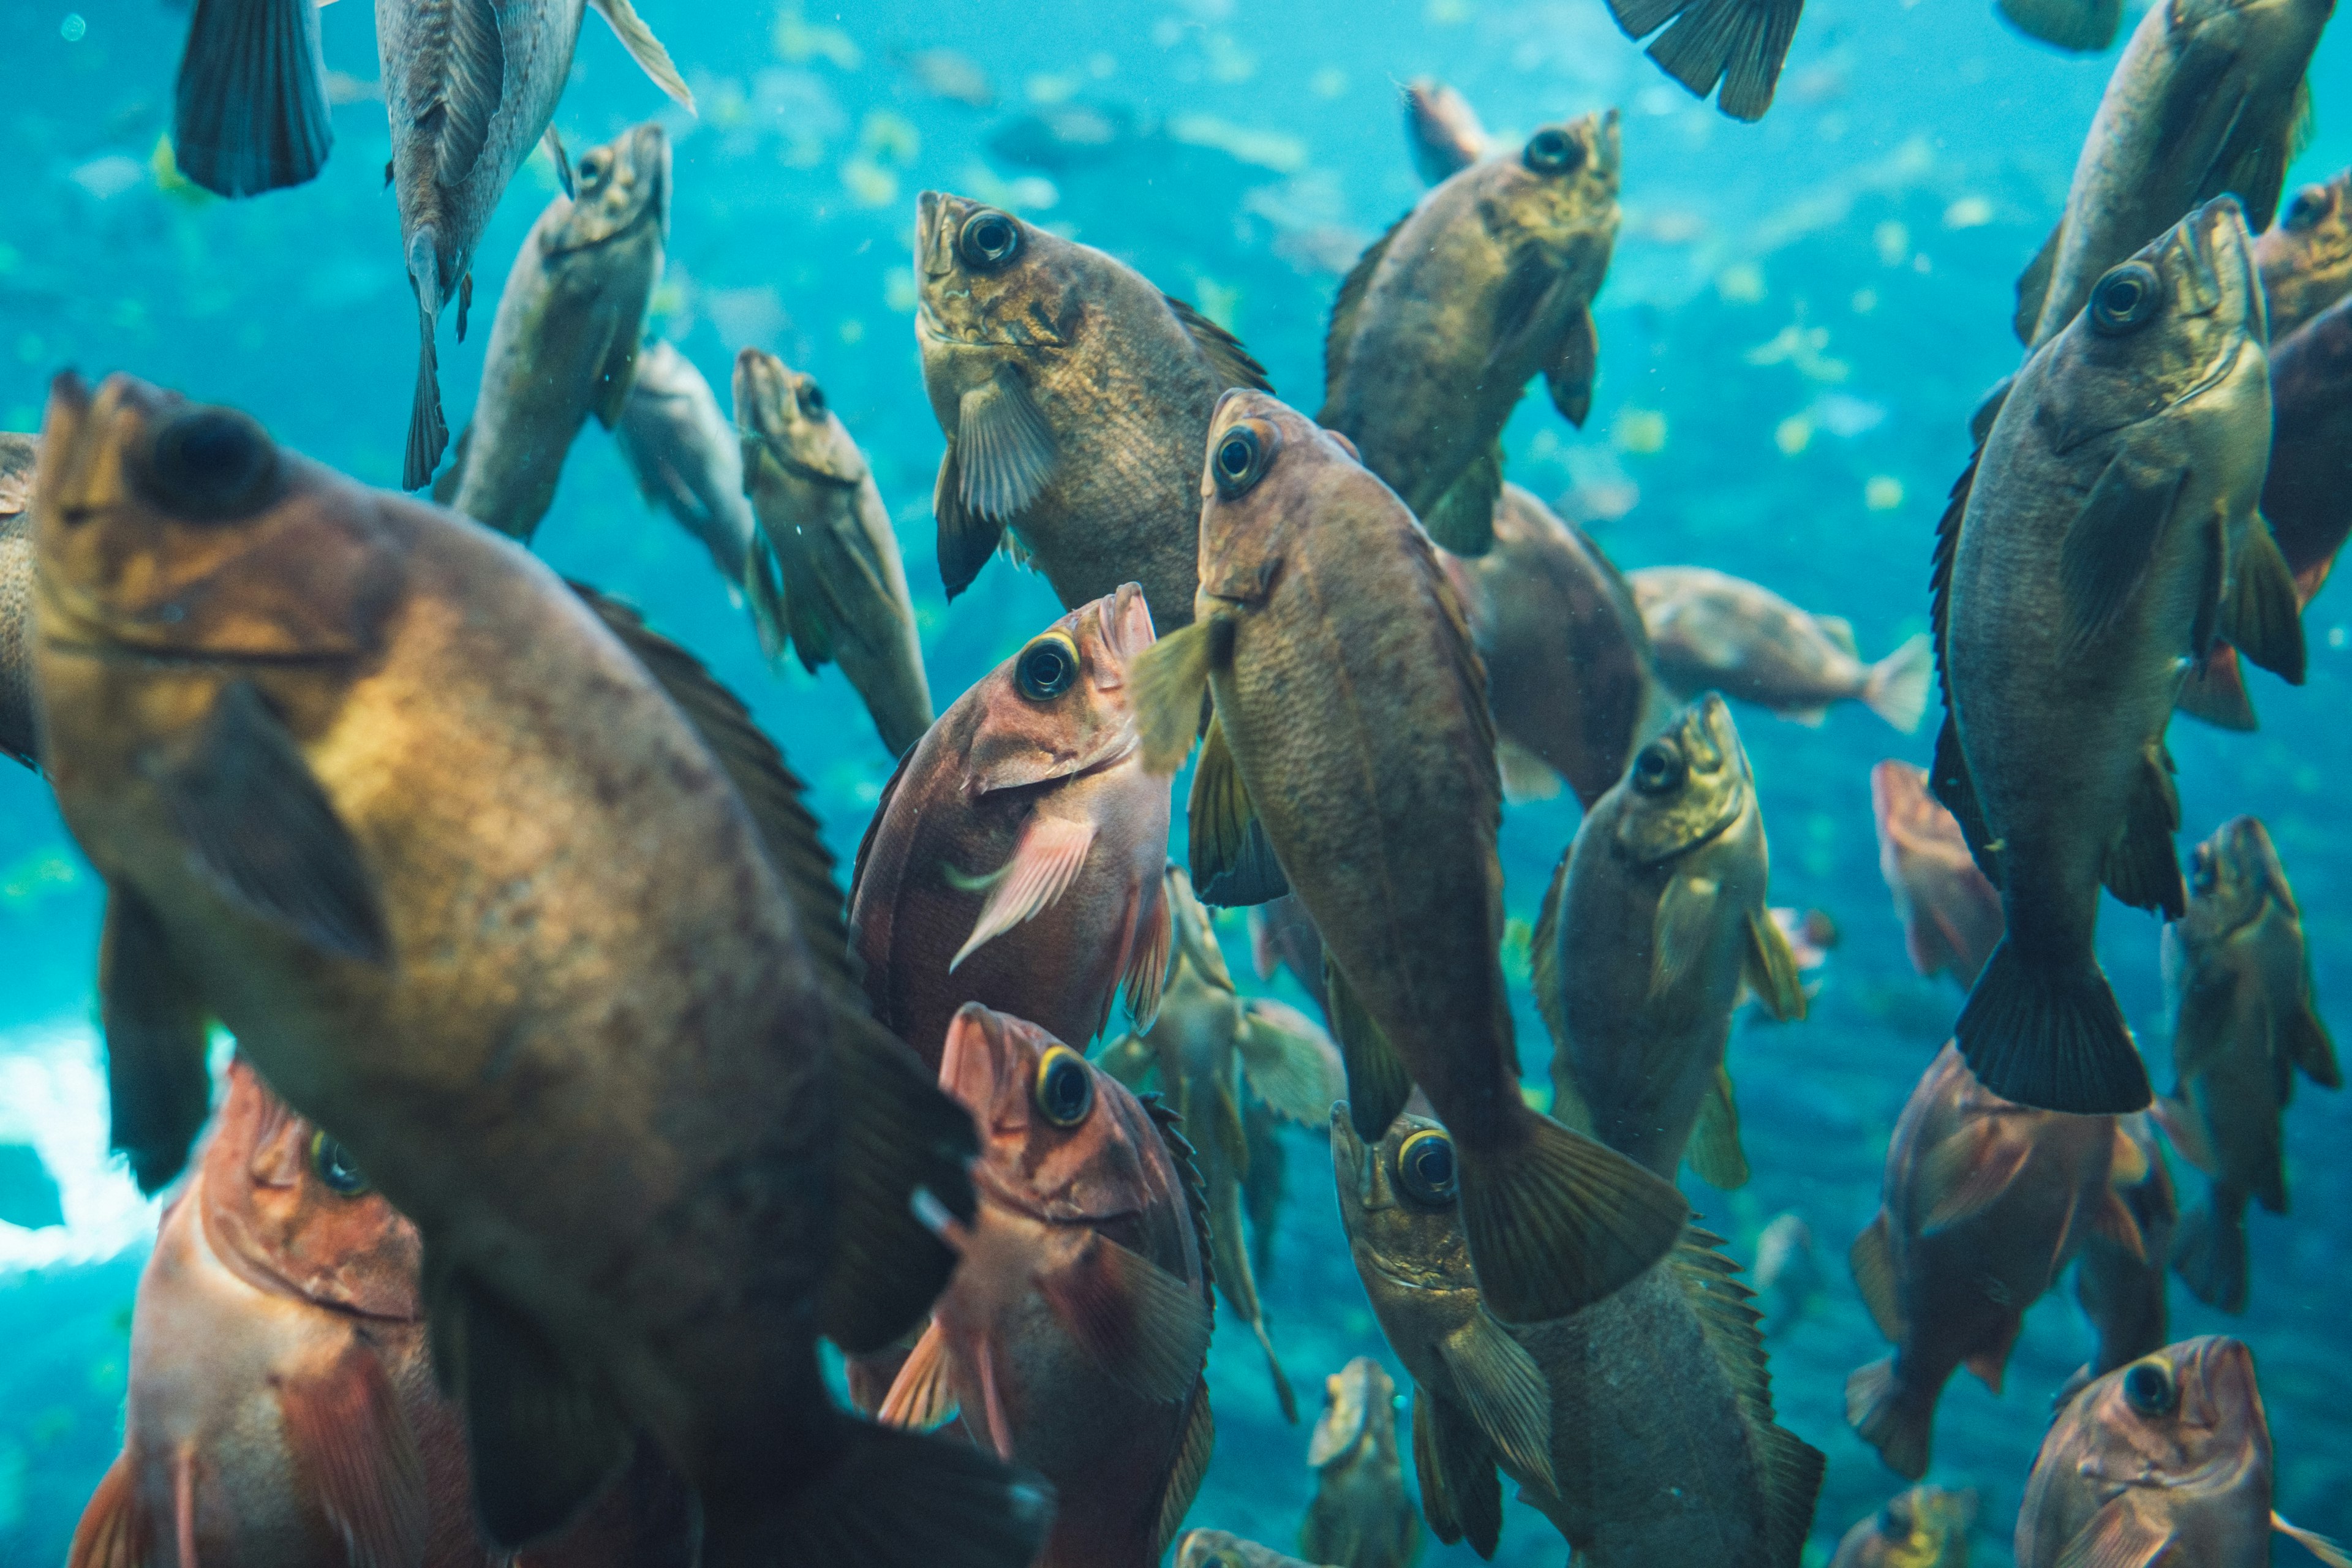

797,379,827,417
2191,846,2217,894
1014,631,1081,701
2122,1358,2177,1416
959,209,1022,271
2283,186,2325,230
1033,1044,1094,1127
1211,418,1278,499
1630,742,1686,797
1523,127,1583,175
2090,262,2162,334
580,150,611,185
143,407,280,522
308,1130,371,1197
1394,1128,1458,1206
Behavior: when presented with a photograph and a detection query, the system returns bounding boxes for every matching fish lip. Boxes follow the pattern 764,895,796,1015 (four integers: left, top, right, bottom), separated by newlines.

967,727,1140,800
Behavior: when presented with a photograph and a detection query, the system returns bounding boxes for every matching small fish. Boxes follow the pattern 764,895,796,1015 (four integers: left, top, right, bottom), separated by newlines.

1631,567,1932,733
1845,1044,2146,1479
1299,1357,1420,1568
2017,1338,2352,1568
0,431,36,767
1534,695,1807,1191
2071,1110,2179,1383
1871,760,2004,989
914,190,1272,631
1320,116,1621,556
1598,0,1806,119
2155,818,2339,1312
437,123,671,542
1134,390,1686,1324
1997,0,2124,51
1441,484,1658,808
850,586,1171,1071
1828,1486,1979,1568
735,347,934,756
881,1005,1215,1568
172,0,333,197
1178,1530,1333,1568
382,0,690,489
1401,78,1487,184
1249,893,1331,1022
1751,1212,1825,1340
892,47,997,109
2255,170,2352,339
986,104,1143,172
1099,867,1343,1423
1333,1109,1825,1564
1937,198,2294,1114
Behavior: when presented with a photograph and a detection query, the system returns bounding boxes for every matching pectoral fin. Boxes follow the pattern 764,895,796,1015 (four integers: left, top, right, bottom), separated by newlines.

1849,1211,1904,1340
2088,1189,2148,1265
1496,737,1564,802
1093,1032,1157,1091
99,887,214,1196
586,0,696,108
949,813,1096,970
877,1321,960,1431
954,370,1057,522
1039,1232,1212,1404
1741,907,1807,1022
2282,997,2339,1088
1650,873,1721,1002
2176,644,2258,731
2100,745,2184,919
543,126,575,199
1121,881,1173,1033
1920,1123,2030,1232
2274,1512,2352,1568
2222,518,2307,683
1131,616,1226,775
1189,715,1287,907
1236,999,1344,1125
2014,222,2061,343
276,1342,430,1568
590,319,644,431
1412,1383,1502,1558
2060,451,2185,653
1435,1312,1556,1493
1545,306,1599,428
2054,1497,2175,1568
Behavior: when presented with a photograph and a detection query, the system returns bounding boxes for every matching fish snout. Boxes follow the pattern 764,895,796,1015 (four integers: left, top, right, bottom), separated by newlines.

916,190,959,277
1103,581,1157,663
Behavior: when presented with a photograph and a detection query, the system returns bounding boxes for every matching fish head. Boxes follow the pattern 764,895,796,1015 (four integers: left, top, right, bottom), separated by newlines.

733,347,868,488
2257,172,2352,307
1329,1106,1474,1292
545,122,671,258
1479,111,1622,262
914,192,1081,377
962,583,1157,795
1177,1530,1306,1568
1845,1485,1980,1567
2066,1337,2269,1503
1752,1210,1815,1286
1306,1354,1398,1468
2185,815,2295,935
1196,390,1378,609
1609,692,1751,866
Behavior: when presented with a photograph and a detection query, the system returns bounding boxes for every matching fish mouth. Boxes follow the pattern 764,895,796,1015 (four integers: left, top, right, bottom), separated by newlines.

968,724,1140,800
914,303,1063,352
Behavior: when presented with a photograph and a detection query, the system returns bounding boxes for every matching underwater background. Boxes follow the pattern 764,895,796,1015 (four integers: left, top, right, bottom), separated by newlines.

1,0,2349,1561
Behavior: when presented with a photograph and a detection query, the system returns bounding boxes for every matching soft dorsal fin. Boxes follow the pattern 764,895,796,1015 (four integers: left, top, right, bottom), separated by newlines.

1164,296,1273,393
1322,213,1410,410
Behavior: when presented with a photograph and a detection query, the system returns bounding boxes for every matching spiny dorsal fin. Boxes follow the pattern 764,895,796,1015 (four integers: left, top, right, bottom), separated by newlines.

1322,212,1410,411
1164,296,1273,393
1140,1091,1218,1305
1928,453,1977,716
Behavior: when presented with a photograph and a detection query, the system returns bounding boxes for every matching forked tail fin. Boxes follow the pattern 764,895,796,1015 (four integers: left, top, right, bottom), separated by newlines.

1845,1356,1934,1480
173,0,334,198
1862,633,1932,734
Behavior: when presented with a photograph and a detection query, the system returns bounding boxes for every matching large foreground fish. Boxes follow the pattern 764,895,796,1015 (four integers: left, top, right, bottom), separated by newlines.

31,374,1047,1568
172,0,334,198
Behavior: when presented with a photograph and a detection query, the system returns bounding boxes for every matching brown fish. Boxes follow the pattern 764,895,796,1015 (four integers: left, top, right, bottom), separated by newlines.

850,586,1171,1071
2254,168,2352,339
1333,1109,1825,1565
881,1005,1215,1568
1319,116,1621,556
1402,79,1488,185
2262,290,2352,598
2155,817,2339,1312
2071,1110,2178,1384
1827,1486,1978,1568
1631,567,1932,733
914,190,1272,631
1751,1212,1824,1340
2017,1338,2351,1568
1178,1530,1333,1568
1249,892,1330,1021
1845,1044,2145,1479
172,0,333,198
1870,760,2004,989
1299,1357,1420,1568
0,431,37,767
1134,390,1686,1324
1440,483,1657,808
31,374,1047,1568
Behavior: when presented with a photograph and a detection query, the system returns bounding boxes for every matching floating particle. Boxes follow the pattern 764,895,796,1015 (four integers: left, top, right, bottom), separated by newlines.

1865,475,1905,511
1774,415,1814,455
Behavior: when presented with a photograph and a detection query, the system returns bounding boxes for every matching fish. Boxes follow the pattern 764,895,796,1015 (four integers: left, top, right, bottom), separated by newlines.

172,0,333,197
1133,390,1687,1324
1533,695,1807,1191
2071,1110,2179,1384
1098,867,1344,1422
880,1004,1215,1568
1249,892,1330,1021
1630,567,1932,733
850,586,1171,1071
2255,169,2352,339
734,347,935,757
1597,0,1805,119
1298,1357,1420,1568
913,189,1273,632
1751,1212,1824,1340
1936,198,2295,1114
382,0,690,490
2016,1338,2352,1568
1998,0,2124,50
1332,1109,1825,1565
1870,760,2004,989
2154,817,2339,1312
0,431,37,767
2011,0,2328,349
1320,115,1620,556
1440,483,1659,808
1844,1044,2147,1479
1401,78,1487,184
1827,1486,1979,1568
436,123,671,543
1177,1530,1333,1568
30,373,1049,1568
892,47,998,109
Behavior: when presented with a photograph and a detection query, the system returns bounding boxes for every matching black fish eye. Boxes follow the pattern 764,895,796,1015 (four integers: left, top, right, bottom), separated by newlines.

1630,742,1686,796
1211,419,1277,498
959,209,1021,270
1033,1044,1094,1127
1395,1128,1458,1205
1523,127,1583,175
2191,846,2216,893
797,379,827,417
2122,1359,2177,1416
1014,631,1080,701
2283,187,2324,230
581,151,610,183
145,407,280,522
2090,262,2162,334
309,1129,371,1197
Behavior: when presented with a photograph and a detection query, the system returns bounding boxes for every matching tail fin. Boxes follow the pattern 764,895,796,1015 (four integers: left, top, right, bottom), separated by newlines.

404,231,448,491
1954,938,2150,1114
1613,0,1804,121
1251,1316,1299,1425
1862,634,1932,733
173,0,334,198
1457,1108,1688,1323
1844,1356,1933,1481
2171,1189,2250,1313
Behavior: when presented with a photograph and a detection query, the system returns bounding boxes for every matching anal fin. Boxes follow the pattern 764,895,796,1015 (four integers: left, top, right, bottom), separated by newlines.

1419,442,1502,557
2100,745,2184,919
2223,519,2308,683
1188,715,1289,907
100,886,214,1196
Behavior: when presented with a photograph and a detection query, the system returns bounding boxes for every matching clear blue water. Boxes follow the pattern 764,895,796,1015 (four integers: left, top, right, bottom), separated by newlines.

2,0,2349,1562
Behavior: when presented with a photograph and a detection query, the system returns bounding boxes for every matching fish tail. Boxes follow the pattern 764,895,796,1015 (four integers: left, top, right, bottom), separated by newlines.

1954,938,2150,1114
1844,1355,1934,1480
2171,1186,2252,1313
1456,1106,1688,1324
1251,1314,1299,1425
404,231,448,492
172,0,334,198
1861,633,1932,734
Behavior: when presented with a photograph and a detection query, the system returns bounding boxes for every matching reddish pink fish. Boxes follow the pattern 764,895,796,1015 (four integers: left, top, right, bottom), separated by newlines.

1871,760,2004,988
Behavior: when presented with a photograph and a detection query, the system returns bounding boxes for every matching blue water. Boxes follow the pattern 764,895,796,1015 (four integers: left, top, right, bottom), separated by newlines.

3,0,2350,1562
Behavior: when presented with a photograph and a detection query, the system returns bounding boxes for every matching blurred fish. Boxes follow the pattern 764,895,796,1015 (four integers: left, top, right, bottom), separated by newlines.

1250,894,1330,1022
914,190,1272,631
1333,1110,1824,1564
1630,567,1931,733
1299,1357,1419,1568
1180,1530,1332,1568
382,0,689,490
1751,1212,1824,1340
986,103,1143,171
1134,391,1686,1324
1320,116,1621,556
1871,760,2003,988
0,1140,64,1231
1534,696,1806,1191
1937,200,2293,1114
437,123,670,543
1997,0,2123,51
1599,0,1804,119
2155,817,2339,1312
1401,79,1487,184
1845,1044,2144,1479
1440,484,1657,808
1099,867,1343,1422
0,431,36,767
2017,1338,2351,1568
2072,1110,2177,1381
32,374,1046,1568
892,47,997,108
1240,1091,1287,1280
2256,170,2352,338
1828,1486,1979,1568
172,0,332,197
881,1005,1214,1568
851,587,1170,1069
736,347,933,756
